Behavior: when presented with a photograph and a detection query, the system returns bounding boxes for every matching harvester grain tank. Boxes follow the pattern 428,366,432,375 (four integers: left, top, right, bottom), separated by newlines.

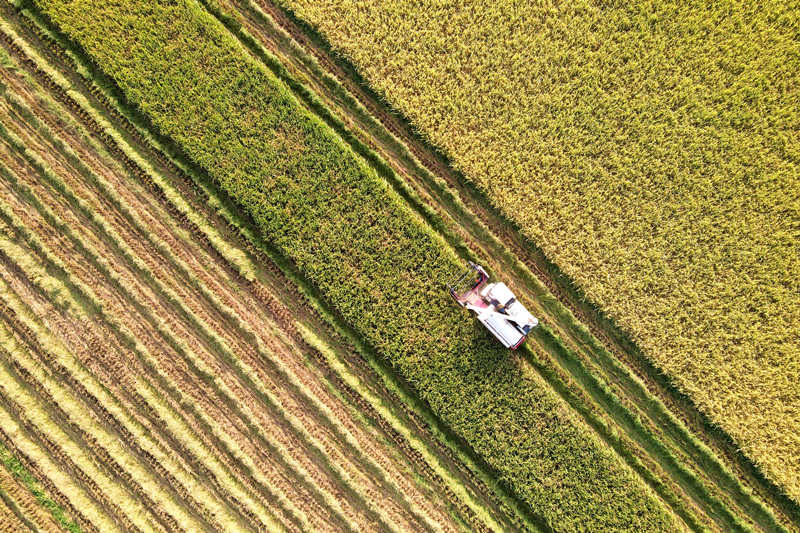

447,262,538,349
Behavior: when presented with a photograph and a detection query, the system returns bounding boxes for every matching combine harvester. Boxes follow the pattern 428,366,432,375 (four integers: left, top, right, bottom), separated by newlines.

448,262,538,349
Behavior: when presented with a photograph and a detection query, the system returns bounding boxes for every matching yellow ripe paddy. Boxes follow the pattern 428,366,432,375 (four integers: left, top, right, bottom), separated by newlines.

281,0,800,500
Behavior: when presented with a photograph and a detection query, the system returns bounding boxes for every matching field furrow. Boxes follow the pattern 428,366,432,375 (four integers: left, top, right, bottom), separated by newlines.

0,352,145,533
0,410,114,533
0,313,200,533
0,424,95,533
0,488,30,533
9,103,444,531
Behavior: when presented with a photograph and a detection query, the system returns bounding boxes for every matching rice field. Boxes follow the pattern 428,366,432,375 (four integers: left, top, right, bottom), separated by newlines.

275,0,800,505
0,7,516,531
0,0,797,532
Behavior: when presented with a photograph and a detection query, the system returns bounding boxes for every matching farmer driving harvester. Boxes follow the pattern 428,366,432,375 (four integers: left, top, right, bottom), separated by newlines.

447,262,538,349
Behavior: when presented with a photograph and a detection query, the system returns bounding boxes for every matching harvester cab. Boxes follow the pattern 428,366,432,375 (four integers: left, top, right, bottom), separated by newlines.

446,262,539,349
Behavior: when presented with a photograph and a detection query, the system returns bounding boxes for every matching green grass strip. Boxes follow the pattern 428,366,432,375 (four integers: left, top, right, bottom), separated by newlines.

0,441,82,533
27,1,676,530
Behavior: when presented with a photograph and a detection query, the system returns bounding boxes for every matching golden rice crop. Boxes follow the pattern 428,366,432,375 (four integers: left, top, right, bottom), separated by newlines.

280,0,800,501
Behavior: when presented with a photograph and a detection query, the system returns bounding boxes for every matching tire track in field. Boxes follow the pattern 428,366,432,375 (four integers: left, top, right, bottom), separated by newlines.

0,10,516,528
0,472,45,533
3,241,308,533
0,202,189,533
0,255,282,533
0,411,116,533
0,364,140,533
0,87,307,533
0,488,30,533
0,81,452,533
0,137,306,533
0,318,188,533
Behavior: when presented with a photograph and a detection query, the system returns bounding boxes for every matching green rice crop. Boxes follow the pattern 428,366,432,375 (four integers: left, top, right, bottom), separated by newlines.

29,0,676,529
278,0,800,501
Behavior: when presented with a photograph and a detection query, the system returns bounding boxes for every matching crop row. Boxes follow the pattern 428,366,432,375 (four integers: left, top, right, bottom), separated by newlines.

0,97,400,528
0,17,493,531
26,0,677,530
4,10,505,528
0,6,482,528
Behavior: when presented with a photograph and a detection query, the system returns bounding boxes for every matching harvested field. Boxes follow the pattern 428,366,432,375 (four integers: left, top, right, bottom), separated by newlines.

276,0,800,502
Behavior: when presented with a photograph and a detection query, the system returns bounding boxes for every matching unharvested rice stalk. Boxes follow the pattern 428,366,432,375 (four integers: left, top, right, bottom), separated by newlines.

275,0,800,500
